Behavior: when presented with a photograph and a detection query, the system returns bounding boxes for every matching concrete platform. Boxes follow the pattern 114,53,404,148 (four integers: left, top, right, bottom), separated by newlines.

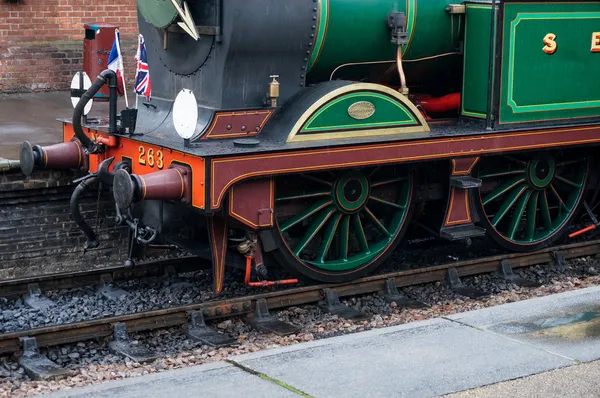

44,285,600,398
0,91,133,160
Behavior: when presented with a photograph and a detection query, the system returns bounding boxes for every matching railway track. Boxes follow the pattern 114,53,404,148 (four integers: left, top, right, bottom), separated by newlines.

1,238,598,356
0,255,203,298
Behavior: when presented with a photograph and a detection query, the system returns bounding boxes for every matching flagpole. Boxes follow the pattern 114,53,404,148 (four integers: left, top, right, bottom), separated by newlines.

134,34,140,110
115,28,129,109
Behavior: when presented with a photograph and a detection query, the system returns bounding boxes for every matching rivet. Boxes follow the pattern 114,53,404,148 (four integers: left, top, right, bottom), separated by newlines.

300,83,304,87
313,7,317,11
302,66,306,70
215,308,223,315
255,126,260,132
313,16,317,20
311,34,315,38
312,25,316,29
306,50,310,54
309,42,313,46
241,125,247,131
226,124,232,130
300,74,304,78
304,58,308,62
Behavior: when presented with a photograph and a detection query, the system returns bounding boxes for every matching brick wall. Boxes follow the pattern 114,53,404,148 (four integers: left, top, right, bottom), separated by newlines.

0,0,138,93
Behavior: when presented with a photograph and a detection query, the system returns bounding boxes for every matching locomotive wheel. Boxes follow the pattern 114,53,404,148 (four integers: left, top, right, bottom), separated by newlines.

474,151,589,251
271,165,413,283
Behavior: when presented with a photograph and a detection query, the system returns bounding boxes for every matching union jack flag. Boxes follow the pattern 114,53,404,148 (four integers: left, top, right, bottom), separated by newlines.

134,34,151,101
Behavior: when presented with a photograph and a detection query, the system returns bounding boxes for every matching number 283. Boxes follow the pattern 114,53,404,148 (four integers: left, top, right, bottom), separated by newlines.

138,146,164,169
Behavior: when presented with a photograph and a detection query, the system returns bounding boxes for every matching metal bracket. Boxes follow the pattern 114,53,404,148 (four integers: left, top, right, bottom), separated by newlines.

319,288,370,321
18,337,71,381
24,283,55,310
387,12,408,45
551,251,568,269
247,298,299,336
382,279,427,309
446,268,488,298
108,323,160,363
497,260,541,288
187,311,236,347
97,274,128,301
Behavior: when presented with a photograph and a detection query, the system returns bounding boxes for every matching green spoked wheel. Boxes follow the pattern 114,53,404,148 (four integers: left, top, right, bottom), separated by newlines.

475,152,589,251
271,166,414,283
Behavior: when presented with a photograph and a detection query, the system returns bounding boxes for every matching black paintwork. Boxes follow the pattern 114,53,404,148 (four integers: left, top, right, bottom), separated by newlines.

135,0,315,142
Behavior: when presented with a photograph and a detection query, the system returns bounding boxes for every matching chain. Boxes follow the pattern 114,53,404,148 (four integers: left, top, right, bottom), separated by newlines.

93,181,103,240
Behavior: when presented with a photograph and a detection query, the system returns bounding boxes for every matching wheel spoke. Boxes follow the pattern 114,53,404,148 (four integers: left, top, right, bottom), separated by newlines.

371,177,407,188
369,195,405,209
477,154,587,246
554,175,581,189
491,184,528,227
338,215,350,261
293,208,335,256
364,207,391,237
526,191,539,241
507,190,532,240
300,174,333,186
316,213,342,263
352,214,370,253
557,159,584,168
504,155,527,165
368,166,382,178
280,199,332,232
540,190,553,229
483,176,526,206
549,184,568,213
480,170,525,179
276,191,330,202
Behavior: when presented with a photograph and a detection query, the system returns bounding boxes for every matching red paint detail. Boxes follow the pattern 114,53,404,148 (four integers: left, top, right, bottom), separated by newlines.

569,224,596,238
244,256,298,287
62,123,206,209
83,23,118,101
452,157,480,175
210,126,600,209
413,93,461,114
96,135,118,147
201,110,274,140
40,140,86,170
444,188,471,226
228,178,274,228
208,216,228,294
135,166,189,203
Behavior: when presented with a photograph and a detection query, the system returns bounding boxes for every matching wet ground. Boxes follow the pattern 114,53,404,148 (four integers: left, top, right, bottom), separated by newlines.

0,91,133,160
36,285,600,398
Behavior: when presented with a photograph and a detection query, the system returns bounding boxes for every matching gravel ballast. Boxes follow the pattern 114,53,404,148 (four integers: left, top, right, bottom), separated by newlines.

1,254,599,397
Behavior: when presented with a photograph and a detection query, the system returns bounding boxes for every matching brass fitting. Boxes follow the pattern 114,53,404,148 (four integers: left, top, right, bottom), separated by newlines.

269,75,280,107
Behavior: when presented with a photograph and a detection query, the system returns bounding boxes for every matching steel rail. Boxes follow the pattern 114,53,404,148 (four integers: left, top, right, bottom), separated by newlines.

0,239,598,355
0,255,204,298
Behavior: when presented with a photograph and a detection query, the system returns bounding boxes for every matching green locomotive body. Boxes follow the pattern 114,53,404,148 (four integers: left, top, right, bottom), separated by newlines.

20,0,600,292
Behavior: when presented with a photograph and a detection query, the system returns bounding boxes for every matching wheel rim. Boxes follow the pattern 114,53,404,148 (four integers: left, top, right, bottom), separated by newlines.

478,153,588,245
274,166,413,272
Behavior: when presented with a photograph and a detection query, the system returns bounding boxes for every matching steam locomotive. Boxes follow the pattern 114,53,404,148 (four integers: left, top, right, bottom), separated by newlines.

19,0,600,293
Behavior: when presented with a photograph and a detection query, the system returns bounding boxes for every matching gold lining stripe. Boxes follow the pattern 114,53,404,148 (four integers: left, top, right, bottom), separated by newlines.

212,125,600,208
286,83,429,143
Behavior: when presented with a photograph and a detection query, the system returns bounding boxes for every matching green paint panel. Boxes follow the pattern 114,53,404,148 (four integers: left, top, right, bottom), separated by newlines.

137,0,180,29
462,4,495,119
500,2,600,124
308,0,461,80
300,92,417,133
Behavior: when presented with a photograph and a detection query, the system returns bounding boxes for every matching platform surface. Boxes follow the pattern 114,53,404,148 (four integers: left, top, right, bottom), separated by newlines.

0,91,132,160
43,285,600,398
